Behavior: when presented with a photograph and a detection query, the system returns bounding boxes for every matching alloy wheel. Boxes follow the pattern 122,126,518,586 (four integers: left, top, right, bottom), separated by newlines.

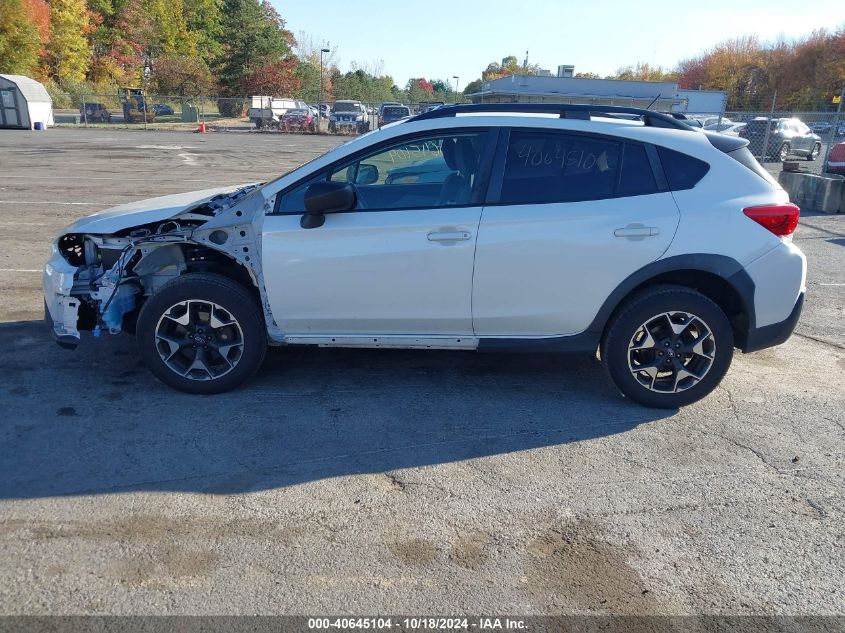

154,300,244,381
627,311,716,393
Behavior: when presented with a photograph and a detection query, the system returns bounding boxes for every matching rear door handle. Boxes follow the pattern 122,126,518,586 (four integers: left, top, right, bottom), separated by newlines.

427,230,472,242
614,225,659,239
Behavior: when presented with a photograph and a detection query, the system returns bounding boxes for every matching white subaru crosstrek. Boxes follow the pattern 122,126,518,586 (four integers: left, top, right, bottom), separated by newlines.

43,104,806,408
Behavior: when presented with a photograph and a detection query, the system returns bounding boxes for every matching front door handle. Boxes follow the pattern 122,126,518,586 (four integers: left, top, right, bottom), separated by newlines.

614,225,659,239
427,230,472,242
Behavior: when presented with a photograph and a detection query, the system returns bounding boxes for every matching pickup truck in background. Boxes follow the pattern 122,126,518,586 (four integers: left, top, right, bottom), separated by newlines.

248,96,309,129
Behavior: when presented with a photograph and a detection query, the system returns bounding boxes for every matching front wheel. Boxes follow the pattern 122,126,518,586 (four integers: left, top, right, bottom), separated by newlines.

601,286,734,408
778,142,790,162
136,273,267,394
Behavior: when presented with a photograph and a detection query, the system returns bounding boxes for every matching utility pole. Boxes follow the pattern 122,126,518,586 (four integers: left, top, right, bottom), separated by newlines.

822,86,844,175
452,76,459,104
319,47,330,134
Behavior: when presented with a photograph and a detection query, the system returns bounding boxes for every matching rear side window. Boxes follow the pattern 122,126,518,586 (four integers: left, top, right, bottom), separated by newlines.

618,143,658,197
656,147,710,191
500,130,620,204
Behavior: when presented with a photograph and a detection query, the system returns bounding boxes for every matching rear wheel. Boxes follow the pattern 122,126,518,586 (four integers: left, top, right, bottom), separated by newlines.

806,143,821,161
136,273,266,394
601,286,734,408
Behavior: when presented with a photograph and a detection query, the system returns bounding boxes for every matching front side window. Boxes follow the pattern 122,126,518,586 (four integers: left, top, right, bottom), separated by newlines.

326,132,489,211
500,130,620,204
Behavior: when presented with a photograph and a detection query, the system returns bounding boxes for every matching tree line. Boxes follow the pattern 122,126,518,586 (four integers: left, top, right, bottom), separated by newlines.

0,0,463,108
468,27,845,111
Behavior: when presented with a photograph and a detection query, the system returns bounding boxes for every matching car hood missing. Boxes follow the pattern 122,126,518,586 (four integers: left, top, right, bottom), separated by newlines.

61,183,259,235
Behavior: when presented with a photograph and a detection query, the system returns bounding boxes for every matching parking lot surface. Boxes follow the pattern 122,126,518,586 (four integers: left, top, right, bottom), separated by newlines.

0,129,843,615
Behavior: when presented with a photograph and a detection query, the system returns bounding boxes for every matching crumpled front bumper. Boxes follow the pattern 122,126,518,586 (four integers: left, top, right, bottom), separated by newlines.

43,251,81,349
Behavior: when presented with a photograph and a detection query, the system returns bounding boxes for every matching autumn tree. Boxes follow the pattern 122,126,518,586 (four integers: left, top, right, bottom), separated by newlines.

613,62,677,82
216,0,296,96
481,55,539,81
0,0,41,76
151,54,215,95
46,0,92,83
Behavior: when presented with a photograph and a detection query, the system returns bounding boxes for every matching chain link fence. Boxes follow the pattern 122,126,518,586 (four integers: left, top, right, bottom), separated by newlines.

49,90,845,176
51,92,465,134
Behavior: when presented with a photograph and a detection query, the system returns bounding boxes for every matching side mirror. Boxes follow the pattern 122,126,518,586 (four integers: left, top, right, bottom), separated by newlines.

301,181,356,228
356,163,379,185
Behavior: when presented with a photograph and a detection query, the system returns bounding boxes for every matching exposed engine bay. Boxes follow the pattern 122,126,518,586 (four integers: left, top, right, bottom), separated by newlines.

44,184,284,348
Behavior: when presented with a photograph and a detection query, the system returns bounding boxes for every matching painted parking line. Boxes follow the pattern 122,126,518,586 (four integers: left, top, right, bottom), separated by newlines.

0,201,110,205
0,175,222,183
0,269,41,273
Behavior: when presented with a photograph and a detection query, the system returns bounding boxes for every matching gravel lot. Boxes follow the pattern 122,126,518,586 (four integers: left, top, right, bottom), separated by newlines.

0,129,843,616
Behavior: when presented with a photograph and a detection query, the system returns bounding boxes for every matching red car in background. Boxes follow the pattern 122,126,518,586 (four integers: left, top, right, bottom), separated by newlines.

281,108,316,133
827,141,845,174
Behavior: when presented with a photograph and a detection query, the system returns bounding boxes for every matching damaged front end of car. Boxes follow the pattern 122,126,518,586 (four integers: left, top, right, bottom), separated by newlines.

43,184,280,349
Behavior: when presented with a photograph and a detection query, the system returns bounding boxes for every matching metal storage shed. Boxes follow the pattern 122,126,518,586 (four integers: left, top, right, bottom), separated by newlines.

0,74,54,130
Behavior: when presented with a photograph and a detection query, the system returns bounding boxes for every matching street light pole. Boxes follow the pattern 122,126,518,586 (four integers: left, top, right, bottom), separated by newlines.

319,48,330,134
452,76,459,104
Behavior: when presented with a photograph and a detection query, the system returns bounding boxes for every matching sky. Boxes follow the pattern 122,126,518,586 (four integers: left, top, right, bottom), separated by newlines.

272,0,844,90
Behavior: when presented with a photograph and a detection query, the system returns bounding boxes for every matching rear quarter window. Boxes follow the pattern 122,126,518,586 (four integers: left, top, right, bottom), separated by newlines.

656,147,710,191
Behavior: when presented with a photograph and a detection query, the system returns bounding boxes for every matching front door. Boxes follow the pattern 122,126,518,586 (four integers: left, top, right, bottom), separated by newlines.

262,130,493,337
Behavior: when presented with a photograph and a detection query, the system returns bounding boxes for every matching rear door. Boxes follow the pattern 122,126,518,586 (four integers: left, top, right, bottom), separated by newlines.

472,128,680,337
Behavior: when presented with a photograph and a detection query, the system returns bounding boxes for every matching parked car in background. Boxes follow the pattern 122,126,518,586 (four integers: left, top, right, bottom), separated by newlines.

80,103,111,123
152,103,174,116
705,122,746,136
827,141,845,174
739,117,822,161
379,105,411,126
329,100,369,134
281,108,316,133
809,121,833,135
379,101,402,116
248,96,308,129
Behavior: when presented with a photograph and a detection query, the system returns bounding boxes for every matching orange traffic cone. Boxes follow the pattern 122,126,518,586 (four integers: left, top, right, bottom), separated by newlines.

196,122,206,133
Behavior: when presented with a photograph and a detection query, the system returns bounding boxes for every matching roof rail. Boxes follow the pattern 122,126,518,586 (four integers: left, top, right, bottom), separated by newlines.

409,103,695,130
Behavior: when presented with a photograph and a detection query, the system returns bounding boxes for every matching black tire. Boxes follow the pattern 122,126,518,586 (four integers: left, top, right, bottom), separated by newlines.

778,142,790,162
136,273,266,394
601,285,734,409
806,143,820,161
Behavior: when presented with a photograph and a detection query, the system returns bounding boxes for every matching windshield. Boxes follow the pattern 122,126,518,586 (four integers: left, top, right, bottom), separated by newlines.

333,103,362,113
383,107,410,117
746,120,775,133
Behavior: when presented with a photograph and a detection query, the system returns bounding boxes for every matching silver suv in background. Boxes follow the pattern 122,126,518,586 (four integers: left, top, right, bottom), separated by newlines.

739,117,822,162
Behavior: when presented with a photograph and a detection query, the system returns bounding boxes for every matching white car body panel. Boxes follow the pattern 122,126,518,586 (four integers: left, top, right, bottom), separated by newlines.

472,193,679,336
262,207,482,335
62,185,252,235
744,241,807,327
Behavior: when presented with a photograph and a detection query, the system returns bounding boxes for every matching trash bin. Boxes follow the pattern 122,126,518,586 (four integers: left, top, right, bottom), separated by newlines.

182,104,198,123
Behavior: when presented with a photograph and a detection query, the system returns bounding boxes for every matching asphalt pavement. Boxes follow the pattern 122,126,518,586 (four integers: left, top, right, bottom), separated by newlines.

0,129,842,616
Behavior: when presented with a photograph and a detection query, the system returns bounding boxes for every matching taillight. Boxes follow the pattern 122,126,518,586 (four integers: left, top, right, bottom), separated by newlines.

743,203,800,236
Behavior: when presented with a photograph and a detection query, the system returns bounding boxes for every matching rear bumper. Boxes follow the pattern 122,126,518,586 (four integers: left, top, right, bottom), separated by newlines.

742,292,804,353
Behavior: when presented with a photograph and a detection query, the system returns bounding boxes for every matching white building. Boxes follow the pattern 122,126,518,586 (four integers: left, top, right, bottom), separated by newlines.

0,75,54,130
469,73,726,114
